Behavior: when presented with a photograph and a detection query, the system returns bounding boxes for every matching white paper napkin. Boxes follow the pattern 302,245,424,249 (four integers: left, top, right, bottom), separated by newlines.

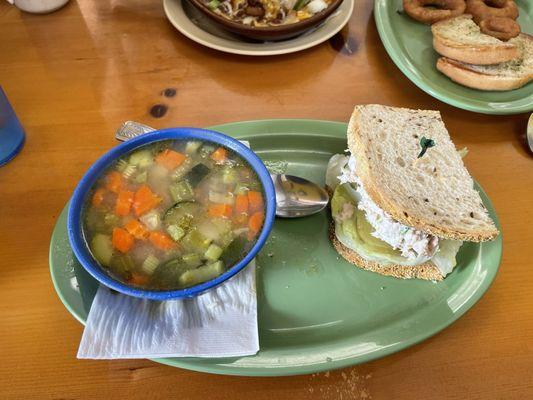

77,261,258,359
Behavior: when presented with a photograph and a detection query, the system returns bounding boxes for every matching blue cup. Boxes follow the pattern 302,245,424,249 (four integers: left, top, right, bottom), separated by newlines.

0,87,25,167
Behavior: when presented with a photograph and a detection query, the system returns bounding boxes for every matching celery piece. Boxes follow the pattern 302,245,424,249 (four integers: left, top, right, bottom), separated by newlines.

104,213,120,227
140,211,161,230
167,225,186,242
90,234,113,266
204,244,223,262
179,261,225,287
234,183,249,195
141,255,159,275
182,229,212,253
169,180,194,203
129,149,153,168
109,254,134,276
207,0,220,10
134,170,147,184
185,141,203,155
222,167,238,185
182,253,202,268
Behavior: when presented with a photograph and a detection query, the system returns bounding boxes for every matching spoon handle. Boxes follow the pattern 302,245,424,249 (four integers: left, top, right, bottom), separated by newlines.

115,121,155,142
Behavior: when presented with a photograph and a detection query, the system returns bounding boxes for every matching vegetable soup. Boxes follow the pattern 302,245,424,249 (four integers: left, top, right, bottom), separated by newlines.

83,139,265,290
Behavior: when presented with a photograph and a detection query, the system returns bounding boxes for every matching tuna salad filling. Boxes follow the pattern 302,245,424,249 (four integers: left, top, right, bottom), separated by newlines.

326,153,462,277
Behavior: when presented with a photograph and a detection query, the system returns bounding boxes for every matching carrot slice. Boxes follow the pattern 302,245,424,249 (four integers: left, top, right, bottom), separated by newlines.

210,147,227,163
248,211,264,240
208,204,233,218
124,219,149,240
115,190,134,216
112,227,134,253
129,272,149,286
235,194,249,215
92,188,106,207
149,231,175,251
105,171,124,193
247,191,264,213
133,185,162,216
155,149,187,170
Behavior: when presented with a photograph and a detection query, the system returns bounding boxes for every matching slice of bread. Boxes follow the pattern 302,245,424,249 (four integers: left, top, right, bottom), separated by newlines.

347,104,499,242
437,34,533,91
432,14,519,65
329,221,446,281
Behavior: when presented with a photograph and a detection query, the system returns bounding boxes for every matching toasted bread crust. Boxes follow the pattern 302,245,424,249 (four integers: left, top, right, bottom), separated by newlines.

347,105,499,242
437,57,533,91
431,15,519,65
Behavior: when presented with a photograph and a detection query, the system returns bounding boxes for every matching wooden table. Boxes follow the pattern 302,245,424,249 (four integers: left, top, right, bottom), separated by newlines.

1,0,532,398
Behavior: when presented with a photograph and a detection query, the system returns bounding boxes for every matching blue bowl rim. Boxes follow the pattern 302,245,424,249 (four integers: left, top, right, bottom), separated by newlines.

67,127,276,300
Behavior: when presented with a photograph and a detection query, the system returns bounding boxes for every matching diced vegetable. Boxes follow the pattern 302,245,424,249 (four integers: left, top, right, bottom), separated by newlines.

90,234,114,265
134,170,147,184
112,227,135,253
163,202,200,228
106,171,124,193
234,183,249,195
221,236,247,267
182,253,202,268
208,204,233,218
185,141,202,154
204,244,223,262
151,259,190,290
207,0,220,10
179,261,225,287
133,185,161,216
171,158,193,180
92,188,106,207
115,190,134,216
109,254,134,276
170,180,194,202
124,219,149,240
184,163,210,187
115,159,129,173
222,167,238,185
149,231,175,251
182,229,212,252
140,210,161,230
248,191,264,213
210,147,227,164
129,272,149,286
208,191,234,205
155,149,187,171
235,194,249,214
122,164,137,179
167,225,185,241
141,255,159,275
248,211,264,239
129,149,153,168
104,213,121,227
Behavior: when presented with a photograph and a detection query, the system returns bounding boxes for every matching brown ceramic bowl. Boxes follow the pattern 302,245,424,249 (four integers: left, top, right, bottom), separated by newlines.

187,0,344,41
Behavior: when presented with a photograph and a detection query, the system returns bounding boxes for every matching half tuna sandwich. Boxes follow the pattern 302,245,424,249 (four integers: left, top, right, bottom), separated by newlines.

326,105,499,281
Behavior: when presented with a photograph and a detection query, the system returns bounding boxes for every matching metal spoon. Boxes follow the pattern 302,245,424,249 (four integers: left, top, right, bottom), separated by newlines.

115,121,330,218
526,114,533,153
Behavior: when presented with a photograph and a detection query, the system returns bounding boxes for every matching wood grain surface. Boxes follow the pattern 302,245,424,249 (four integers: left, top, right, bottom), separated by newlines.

1,0,532,399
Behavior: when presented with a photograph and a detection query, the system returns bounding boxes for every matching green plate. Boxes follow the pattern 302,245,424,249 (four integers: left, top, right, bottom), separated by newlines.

50,119,503,376
374,0,533,115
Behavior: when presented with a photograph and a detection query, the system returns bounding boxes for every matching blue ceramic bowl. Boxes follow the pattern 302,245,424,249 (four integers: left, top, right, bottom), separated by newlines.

68,127,276,300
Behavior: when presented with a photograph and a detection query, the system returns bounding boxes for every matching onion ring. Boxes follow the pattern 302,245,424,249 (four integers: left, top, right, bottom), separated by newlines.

479,16,520,40
466,0,519,23
403,0,466,25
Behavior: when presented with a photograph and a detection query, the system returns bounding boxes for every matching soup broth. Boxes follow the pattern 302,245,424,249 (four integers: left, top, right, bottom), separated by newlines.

83,139,265,290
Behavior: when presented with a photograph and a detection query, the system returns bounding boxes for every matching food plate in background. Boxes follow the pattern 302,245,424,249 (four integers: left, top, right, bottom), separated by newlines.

374,0,533,115
50,119,502,376
163,0,354,56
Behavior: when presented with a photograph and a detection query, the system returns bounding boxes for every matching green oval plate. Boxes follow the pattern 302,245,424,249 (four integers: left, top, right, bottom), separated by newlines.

50,119,503,376
374,0,533,115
